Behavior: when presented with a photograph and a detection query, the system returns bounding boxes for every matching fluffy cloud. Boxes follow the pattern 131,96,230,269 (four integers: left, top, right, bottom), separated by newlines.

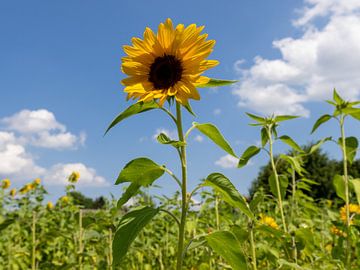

1,109,85,149
45,163,108,187
0,131,45,177
233,0,360,116
215,154,239,169
194,135,204,143
0,110,107,186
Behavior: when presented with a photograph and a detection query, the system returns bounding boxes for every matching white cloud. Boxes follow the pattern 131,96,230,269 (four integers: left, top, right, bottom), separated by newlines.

0,110,107,187
213,108,222,115
194,135,204,142
45,163,108,187
1,109,85,149
0,131,45,177
215,154,239,169
233,0,360,116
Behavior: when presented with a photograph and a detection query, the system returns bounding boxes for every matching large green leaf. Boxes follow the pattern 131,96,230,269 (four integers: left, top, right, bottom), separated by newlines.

116,157,165,186
279,135,304,153
269,173,288,200
193,122,237,157
113,206,159,266
333,174,346,202
338,136,358,164
202,173,254,219
117,183,141,208
350,179,360,204
105,101,159,135
197,78,237,88
205,231,247,270
238,145,261,168
260,127,269,147
311,114,332,134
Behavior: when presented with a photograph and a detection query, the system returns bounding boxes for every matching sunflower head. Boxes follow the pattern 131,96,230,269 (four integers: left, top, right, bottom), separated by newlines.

68,171,80,184
259,213,279,229
121,18,219,106
1,179,11,189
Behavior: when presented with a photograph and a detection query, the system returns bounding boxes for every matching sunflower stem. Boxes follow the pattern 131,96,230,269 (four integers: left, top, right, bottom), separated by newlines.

175,102,188,270
340,115,351,267
267,126,287,233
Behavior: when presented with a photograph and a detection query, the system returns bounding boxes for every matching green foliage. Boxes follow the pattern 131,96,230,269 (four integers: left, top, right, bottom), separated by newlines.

196,78,237,88
193,122,237,157
113,206,159,266
250,145,360,200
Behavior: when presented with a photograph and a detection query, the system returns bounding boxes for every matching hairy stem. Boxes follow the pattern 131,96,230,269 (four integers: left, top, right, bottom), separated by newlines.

32,211,36,270
176,102,188,270
249,222,257,270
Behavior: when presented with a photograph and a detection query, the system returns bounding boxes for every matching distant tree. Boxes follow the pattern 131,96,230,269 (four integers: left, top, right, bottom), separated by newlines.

249,145,360,200
69,191,106,209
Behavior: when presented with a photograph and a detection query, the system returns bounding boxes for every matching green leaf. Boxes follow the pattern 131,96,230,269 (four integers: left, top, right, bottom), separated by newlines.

193,122,237,157
269,173,288,200
279,154,304,175
274,115,299,122
333,174,346,202
350,179,360,204
279,135,304,153
197,78,237,88
311,114,332,134
157,133,185,148
260,127,269,147
113,206,159,266
202,173,254,219
116,157,165,185
117,183,141,208
309,137,332,154
246,112,266,124
105,101,159,135
0,218,15,231
231,225,249,242
341,136,358,164
182,101,196,117
333,89,344,104
205,231,247,270
238,145,261,168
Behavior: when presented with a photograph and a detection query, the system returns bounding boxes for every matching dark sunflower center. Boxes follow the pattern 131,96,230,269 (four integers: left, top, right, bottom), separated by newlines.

149,54,183,89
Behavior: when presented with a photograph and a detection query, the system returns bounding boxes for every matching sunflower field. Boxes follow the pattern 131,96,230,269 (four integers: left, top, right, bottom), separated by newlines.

1,18,360,270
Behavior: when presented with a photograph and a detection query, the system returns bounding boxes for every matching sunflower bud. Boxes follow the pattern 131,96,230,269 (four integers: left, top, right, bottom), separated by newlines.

9,188,16,197
68,171,80,184
47,201,54,210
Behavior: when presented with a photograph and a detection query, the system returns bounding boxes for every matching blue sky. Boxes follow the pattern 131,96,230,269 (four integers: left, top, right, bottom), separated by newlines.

1,0,360,202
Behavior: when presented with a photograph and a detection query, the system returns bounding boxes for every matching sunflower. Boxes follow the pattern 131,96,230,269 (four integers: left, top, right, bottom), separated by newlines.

121,18,219,106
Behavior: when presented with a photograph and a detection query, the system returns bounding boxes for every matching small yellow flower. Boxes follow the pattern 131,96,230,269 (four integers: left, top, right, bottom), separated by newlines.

9,188,16,197
47,201,54,210
61,196,69,204
339,204,360,225
34,178,41,185
68,171,80,183
121,18,219,106
1,179,11,189
259,213,279,229
330,226,347,237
